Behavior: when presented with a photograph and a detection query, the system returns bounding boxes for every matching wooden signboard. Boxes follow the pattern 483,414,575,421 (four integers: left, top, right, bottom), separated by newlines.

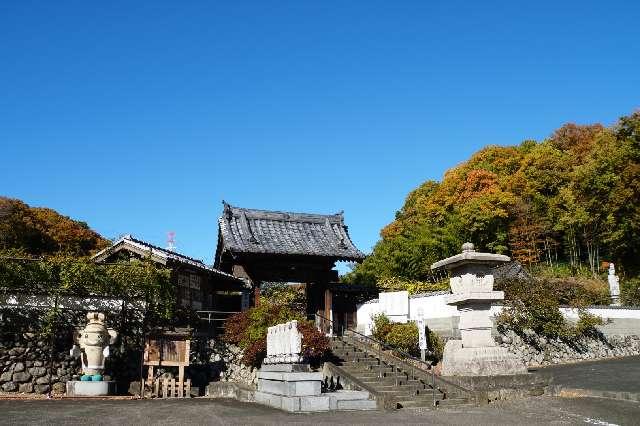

143,332,191,398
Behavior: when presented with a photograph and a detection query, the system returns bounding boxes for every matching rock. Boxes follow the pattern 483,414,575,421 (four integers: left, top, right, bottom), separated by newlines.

0,371,13,382
2,381,17,392
18,382,33,393
13,362,25,372
34,384,50,394
8,348,25,356
29,367,47,377
12,372,31,383
52,382,66,395
36,376,51,385
33,361,44,367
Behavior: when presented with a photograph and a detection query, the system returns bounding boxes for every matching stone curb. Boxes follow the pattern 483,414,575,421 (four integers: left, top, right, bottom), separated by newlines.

555,386,640,402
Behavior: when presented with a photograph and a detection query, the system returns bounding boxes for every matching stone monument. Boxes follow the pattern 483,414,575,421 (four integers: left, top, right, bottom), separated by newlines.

254,320,376,411
255,320,329,411
67,312,118,396
608,263,621,306
431,243,527,377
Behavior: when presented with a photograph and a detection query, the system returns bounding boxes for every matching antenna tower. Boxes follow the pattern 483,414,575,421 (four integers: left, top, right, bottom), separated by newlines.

167,231,176,252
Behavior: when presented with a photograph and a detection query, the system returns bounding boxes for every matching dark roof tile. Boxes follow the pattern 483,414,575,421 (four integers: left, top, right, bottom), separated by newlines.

218,203,366,261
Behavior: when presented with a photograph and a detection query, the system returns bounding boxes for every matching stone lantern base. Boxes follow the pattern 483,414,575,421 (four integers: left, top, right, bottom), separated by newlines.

441,340,527,377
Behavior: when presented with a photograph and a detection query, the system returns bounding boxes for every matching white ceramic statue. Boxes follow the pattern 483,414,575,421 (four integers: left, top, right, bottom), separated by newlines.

70,312,118,381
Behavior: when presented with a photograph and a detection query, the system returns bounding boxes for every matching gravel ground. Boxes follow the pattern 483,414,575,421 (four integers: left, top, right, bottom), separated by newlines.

0,396,638,425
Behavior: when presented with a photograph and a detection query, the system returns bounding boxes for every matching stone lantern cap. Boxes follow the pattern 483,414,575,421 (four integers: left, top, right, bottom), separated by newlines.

430,242,510,271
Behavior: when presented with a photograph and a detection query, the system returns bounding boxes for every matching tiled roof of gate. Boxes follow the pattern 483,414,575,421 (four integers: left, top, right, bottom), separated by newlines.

217,203,366,261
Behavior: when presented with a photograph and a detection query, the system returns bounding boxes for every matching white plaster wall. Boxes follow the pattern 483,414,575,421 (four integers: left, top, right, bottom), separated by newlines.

408,294,458,321
356,291,640,337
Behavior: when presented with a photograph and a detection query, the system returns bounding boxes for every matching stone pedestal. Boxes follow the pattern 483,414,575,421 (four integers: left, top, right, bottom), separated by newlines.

254,366,331,412
432,243,527,377
66,381,116,397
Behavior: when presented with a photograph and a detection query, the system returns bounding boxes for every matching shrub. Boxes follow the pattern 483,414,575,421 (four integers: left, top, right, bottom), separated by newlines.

497,277,610,341
621,277,640,306
496,278,572,339
372,313,419,356
574,309,605,338
372,313,392,342
426,327,445,362
223,303,330,367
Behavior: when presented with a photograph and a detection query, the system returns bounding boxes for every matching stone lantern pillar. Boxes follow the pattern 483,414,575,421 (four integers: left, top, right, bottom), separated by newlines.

431,243,526,377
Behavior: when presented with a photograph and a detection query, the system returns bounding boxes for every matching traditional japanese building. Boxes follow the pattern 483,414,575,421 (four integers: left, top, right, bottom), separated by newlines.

93,235,245,312
214,202,371,329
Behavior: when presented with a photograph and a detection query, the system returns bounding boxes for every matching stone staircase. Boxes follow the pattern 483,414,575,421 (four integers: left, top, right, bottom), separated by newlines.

326,334,473,409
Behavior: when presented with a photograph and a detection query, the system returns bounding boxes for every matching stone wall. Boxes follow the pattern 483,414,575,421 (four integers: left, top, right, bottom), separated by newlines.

189,338,257,388
498,329,640,367
0,333,82,395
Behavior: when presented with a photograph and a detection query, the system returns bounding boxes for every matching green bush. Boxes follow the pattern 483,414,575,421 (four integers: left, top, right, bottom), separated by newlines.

497,277,611,341
621,277,640,306
426,327,445,362
574,309,605,338
372,313,419,356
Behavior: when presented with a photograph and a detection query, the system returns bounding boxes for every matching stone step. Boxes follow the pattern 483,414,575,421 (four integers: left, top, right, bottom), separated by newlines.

357,378,426,387
333,399,378,411
437,397,472,407
326,390,371,401
395,399,439,409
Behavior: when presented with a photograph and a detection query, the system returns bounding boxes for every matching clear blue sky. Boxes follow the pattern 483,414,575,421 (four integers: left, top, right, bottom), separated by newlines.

2,1,639,265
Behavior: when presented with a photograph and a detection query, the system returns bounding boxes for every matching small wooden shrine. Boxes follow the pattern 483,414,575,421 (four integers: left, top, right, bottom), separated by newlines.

143,329,191,398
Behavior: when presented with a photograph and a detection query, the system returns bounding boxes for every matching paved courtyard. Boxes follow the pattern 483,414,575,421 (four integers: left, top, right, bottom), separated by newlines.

0,396,638,425
541,355,640,394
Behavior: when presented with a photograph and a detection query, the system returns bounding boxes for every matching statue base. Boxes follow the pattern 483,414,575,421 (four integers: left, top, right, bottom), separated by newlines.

441,340,527,377
66,380,116,397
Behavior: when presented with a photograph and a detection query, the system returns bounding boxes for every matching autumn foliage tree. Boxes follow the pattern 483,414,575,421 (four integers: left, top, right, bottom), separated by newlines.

0,197,109,256
347,111,640,297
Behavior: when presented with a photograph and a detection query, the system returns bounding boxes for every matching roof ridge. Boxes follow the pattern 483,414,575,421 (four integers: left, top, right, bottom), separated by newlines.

223,203,345,223
123,235,206,264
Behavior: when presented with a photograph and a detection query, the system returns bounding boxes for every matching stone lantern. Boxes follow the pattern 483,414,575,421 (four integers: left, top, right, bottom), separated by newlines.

431,243,526,376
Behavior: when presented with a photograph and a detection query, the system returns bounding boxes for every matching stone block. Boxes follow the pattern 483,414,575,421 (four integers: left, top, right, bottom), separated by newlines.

34,384,50,394
299,395,330,412
13,362,25,372
260,363,310,373
257,371,323,382
258,377,321,396
0,371,13,382
36,376,51,385
29,367,47,377
18,382,33,393
254,391,290,411
335,399,377,410
12,371,32,383
441,340,527,376
2,381,17,392
66,381,115,397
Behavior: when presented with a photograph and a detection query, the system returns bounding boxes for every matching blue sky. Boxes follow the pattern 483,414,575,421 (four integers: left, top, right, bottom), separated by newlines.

2,1,639,265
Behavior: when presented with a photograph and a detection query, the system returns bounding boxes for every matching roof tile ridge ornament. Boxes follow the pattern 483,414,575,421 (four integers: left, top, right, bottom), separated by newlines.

239,211,259,244
222,200,233,221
